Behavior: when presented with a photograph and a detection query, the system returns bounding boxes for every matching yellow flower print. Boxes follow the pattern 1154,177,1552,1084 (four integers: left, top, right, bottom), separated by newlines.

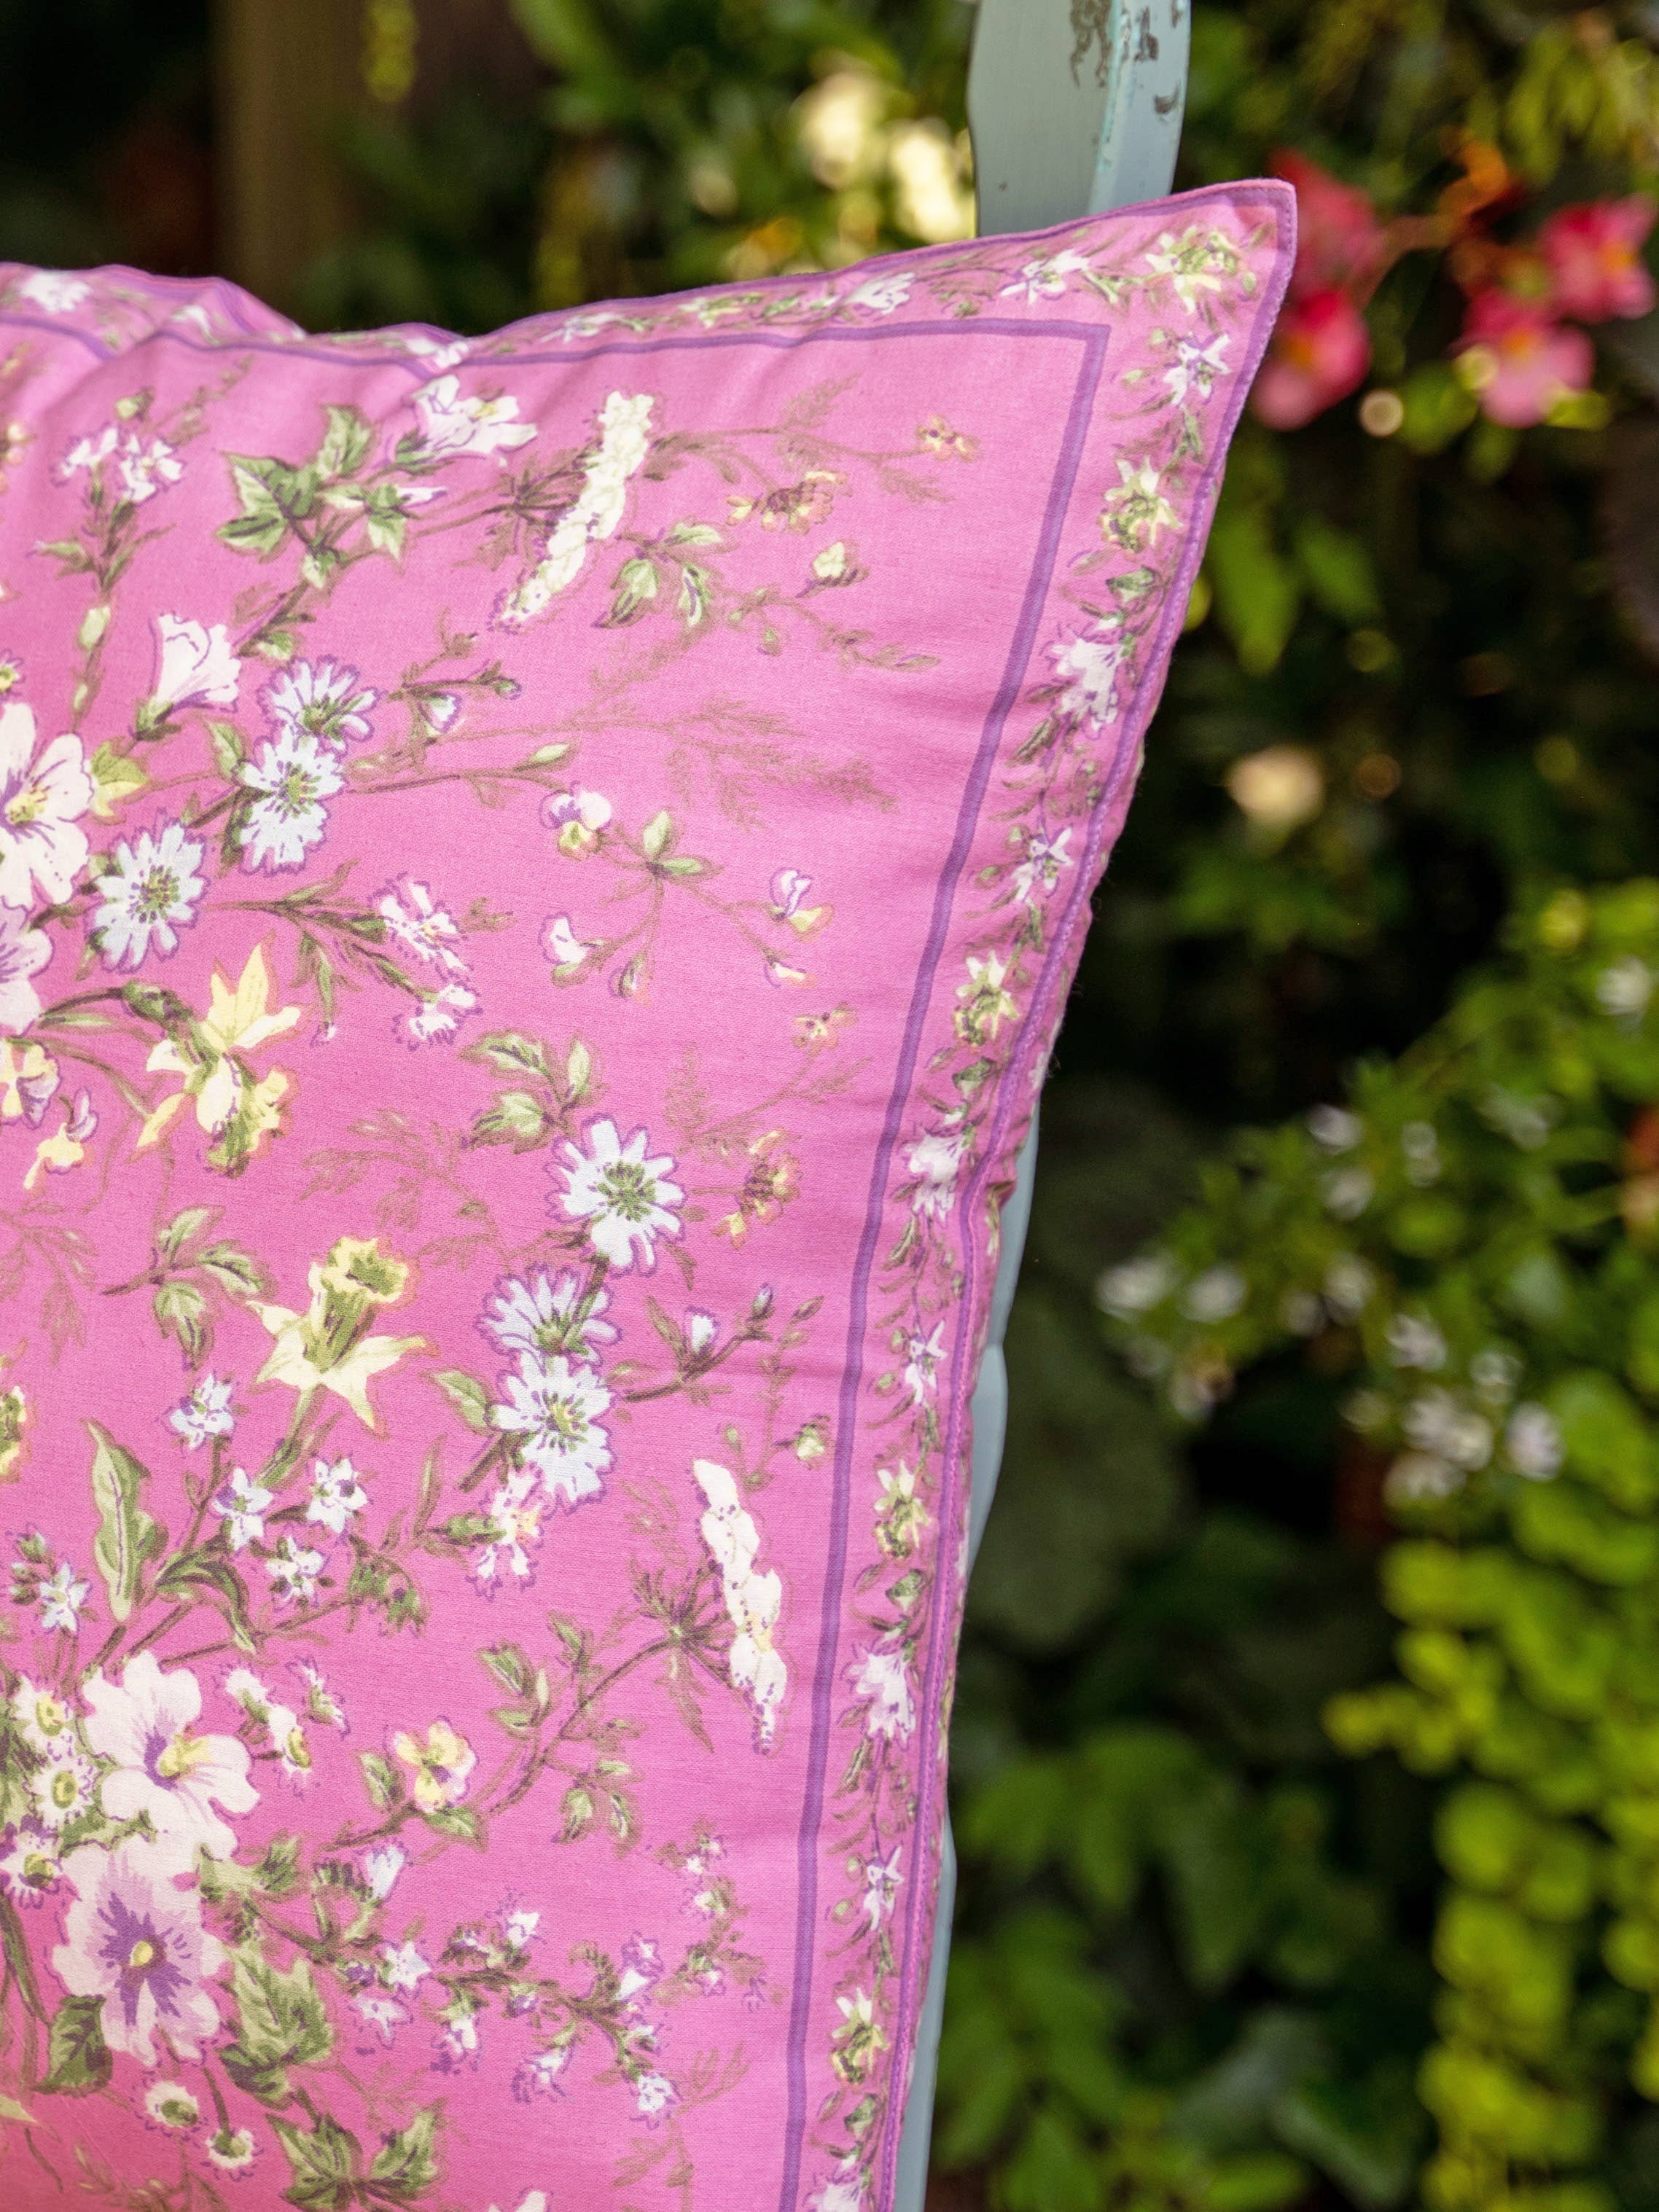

0,1036,58,1125
391,1721,476,1813
953,952,1018,1047
250,1235,426,1431
0,1379,26,1484
138,944,302,1173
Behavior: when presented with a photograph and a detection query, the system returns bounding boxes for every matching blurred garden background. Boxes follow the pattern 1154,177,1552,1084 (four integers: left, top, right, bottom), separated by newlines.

13,3,1659,2208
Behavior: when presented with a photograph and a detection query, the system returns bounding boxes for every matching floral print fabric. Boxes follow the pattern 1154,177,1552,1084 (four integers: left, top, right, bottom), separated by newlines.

0,185,1291,2212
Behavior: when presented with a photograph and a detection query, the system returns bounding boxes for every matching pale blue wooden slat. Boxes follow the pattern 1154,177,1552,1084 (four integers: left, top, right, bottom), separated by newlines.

889,6,1189,2205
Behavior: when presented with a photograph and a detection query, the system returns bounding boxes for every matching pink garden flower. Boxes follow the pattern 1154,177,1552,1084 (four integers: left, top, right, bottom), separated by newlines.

1252,289,1373,429
1539,196,1658,324
1274,152,1388,298
1456,289,1594,427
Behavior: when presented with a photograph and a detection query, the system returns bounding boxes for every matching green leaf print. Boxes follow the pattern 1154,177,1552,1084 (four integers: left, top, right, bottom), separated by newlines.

222,1949,334,2105
86,1421,165,1623
367,2103,442,2199
38,1993,112,2095
271,2111,362,2211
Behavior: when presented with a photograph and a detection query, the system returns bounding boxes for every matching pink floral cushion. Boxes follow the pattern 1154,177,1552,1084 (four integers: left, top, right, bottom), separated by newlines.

0,187,1289,2212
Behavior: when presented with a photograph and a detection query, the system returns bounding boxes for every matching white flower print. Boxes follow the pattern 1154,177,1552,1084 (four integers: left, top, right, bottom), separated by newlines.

1164,330,1232,407
38,1561,90,1635
0,701,92,909
12,1676,75,1756
862,1848,902,1933
266,1535,327,1609
1012,827,1073,907
848,1642,916,1740
238,728,343,872
306,1453,368,1535
770,867,831,934
902,1323,945,1406
844,270,913,315
28,1743,98,1831
376,875,467,976
82,1652,257,1870
0,902,52,1031
146,614,241,718
58,424,118,480
542,786,612,856
53,1838,226,2064
17,269,90,311
117,433,183,507
168,1372,235,1450
205,2127,259,2173
481,1270,617,1365
905,1128,967,1219
0,1824,60,1907
90,818,206,969
1000,248,1088,302
363,1844,406,1901
558,1117,684,1271
380,1939,433,1993
472,1469,544,1591
1050,623,1124,727
410,374,538,463
491,1353,614,1506
541,911,596,978
211,1466,271,1552
692,1458,787,1748
396,980,479,1047
262,659,378,749
499,391,654,625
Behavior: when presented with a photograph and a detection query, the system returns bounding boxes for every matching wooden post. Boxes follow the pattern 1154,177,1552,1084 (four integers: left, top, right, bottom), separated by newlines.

212,0,364,313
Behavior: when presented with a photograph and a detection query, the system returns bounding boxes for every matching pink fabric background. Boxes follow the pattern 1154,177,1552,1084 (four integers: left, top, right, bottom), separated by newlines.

0,186,1291,2212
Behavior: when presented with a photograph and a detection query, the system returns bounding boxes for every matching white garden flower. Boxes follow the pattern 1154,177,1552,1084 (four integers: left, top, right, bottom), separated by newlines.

1404,1388,1493,1473
1506,1404,1564,1481
558,1117,684,1271
491,1353,613,1506
82,1652,257,1869
481,1270,617,1365
306,1454,368,1535
1386,1314,1447,1371
411,374,537,461
1181,1265,1246,1323
238,729,343,872
1598,955,1655,1021
168,1372,235,1450
849,1642,916,1740
211,1465,273,1552
146,614,241,719
1308,1104,1364,1151
262,659,378,749
1096,1251,1177,1318
90,818,206,969
0,701,91,909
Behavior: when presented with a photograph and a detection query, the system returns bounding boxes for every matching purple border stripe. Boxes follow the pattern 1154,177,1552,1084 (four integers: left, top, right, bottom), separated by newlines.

777,320,1109,2212
878,184,1299,2212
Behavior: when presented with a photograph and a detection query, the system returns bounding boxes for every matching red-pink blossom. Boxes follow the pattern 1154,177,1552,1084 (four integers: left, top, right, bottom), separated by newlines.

1252,289,1373,430
1273,151,1389,299
1455,289,1594,427
1538,196,1658,324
